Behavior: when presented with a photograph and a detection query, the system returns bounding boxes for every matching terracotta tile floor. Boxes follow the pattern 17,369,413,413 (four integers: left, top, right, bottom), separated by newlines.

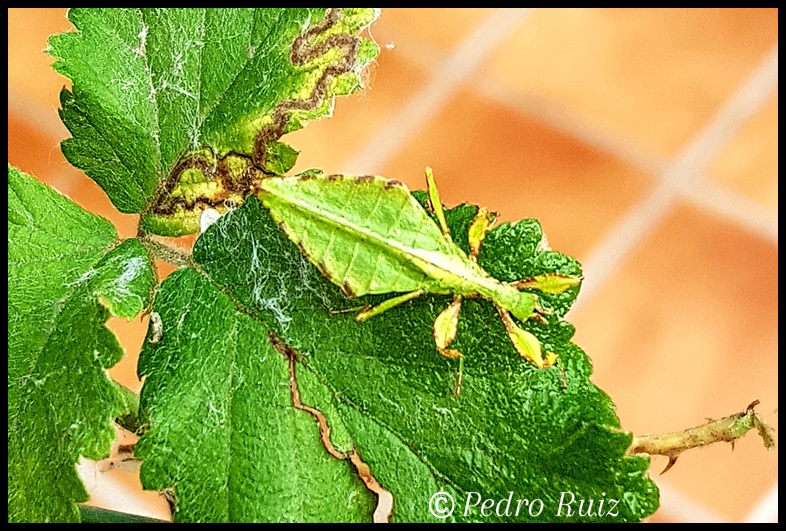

375,87,652,260
484,8,779,157
8,8,778,523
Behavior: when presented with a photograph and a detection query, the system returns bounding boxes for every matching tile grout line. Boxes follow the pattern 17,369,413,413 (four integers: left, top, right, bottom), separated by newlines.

678,46,778,244
674,46,778,190
683,181,777,243
342,8,534,176
743,481,778,523
474,78,668,177
570,45,779,314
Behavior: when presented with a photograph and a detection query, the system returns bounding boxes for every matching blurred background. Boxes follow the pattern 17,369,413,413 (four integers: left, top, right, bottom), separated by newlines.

8,8,777,523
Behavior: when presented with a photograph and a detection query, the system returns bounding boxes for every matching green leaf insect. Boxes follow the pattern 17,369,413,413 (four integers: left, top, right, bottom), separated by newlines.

256,167,581,394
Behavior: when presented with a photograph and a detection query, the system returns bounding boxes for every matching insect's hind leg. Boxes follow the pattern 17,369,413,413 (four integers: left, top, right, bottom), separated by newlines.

355,289,426,322
496,306,557,369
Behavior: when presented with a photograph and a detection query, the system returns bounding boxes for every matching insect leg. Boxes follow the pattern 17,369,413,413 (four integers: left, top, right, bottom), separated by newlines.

327,305,369,316
467,207,497,260
433,296,462,355
511,273,582,294
509,273,582,324
355,289,425,322
455,356,465,397
432,296,465,396
530,296,551,325
424,167,452,240
496,306,558,368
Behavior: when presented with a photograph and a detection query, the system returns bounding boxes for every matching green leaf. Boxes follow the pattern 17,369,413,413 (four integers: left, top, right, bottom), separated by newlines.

479,220,582,317
135,268,375,523
48,8,378,224
78,505,169,524
8,165,156,522
136,196,659,522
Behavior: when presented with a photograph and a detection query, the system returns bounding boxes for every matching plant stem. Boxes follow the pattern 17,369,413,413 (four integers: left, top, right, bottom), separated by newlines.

628,400,776,474
137,234,193,269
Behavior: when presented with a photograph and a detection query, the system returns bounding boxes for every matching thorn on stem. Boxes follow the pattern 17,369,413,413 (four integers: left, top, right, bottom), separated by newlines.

660,455,679,475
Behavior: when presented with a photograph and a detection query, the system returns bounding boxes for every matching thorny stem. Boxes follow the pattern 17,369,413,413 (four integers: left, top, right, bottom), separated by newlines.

627,400,776,474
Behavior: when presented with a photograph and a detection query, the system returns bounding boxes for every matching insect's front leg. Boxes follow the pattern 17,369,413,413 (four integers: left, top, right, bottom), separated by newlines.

511,273,582,294
467,207,497,261
509,272,583,324
424,167,452,240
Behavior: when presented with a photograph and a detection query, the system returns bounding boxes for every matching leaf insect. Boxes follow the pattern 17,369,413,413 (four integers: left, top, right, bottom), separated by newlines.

257,168,581,395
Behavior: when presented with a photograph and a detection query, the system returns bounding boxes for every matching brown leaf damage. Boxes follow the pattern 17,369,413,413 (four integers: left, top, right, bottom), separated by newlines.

253,8,364,168
144,8,371,232
268,332,394,522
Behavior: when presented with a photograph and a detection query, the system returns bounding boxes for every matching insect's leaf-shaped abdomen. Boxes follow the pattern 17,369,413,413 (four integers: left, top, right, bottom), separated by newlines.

258,175,462,297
